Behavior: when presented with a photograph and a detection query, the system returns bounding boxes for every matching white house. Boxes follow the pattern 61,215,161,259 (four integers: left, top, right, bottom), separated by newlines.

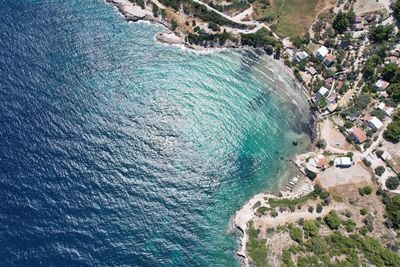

316,46,329,60
296,51,309,62
368,116,384,130
334,157,352,168
375,79,390,91
317,86,329,100
378,102,394,117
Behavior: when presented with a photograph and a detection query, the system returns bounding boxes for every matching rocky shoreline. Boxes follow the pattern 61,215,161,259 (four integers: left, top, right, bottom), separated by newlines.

105,1,319,266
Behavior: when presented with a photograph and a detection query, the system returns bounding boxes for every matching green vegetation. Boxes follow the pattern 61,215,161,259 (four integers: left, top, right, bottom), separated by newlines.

343,219,356,232
369,24,394,43
358,186,372,196
386,176,400,190
324,210,341,230
360,208,368,216
283,232,400,266
303,220,319,237
247,224,268,266
375,166,386,176
384,111,400,143
382,193,400,229
240,28,279,48
332,11,355,33
289,226,303,243
394,0,400,22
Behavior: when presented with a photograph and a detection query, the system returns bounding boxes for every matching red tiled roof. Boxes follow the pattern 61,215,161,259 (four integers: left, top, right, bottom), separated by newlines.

351,127,368,143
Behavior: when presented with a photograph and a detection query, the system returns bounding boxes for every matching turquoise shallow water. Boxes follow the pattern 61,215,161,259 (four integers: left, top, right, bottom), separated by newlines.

0,0,311,265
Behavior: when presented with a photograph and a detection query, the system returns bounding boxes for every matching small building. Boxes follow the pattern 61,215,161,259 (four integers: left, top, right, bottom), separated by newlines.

366,116,384,130
378,102,394,117
296,51,309,62
323,54,336,67
375,79,390,91
306,66,317,76
355,16,362,23
378,91,389,99
325,77,334,87
327,103,338,113
317,86,329,100
336,81,343,91
354,23,364,31
334,157,352,168
316,45,329,61
349,127,368,144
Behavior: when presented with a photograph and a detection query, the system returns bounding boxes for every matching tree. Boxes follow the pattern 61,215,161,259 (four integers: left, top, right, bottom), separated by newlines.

289,227,303,243
360,208,368,216
359,186,372,196
384,113,400,143
387,83,400,103
381,63,400,83
303,220,319,237
375,166,386,176
171,19,178,31
386,176,400,190
324,210,341,230
369,25,394,43
316,203,323,213
332,11,353,33
394,0,400,21
383,194,400,228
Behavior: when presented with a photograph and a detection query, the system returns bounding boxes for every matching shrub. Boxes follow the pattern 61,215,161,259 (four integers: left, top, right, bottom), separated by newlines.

382,194,400,228
289,227,303,243
316,203,323,213
270,209,278,217
247,224,268,267
316,139,327,149
386,176,400,190
303,220,319,237
305,169,317,180
376,150,384,158
362,158,372,167
375,166,385,176
324,210,341,230
308,206,314,213
344,219,356,232
359,186,372,196
360,208,368,216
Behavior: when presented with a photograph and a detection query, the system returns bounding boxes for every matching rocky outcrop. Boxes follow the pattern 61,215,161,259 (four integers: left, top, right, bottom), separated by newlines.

156,32,183,45
106,0,153,22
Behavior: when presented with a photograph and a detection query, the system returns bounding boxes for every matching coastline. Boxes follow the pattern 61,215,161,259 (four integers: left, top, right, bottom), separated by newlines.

105,1,319,265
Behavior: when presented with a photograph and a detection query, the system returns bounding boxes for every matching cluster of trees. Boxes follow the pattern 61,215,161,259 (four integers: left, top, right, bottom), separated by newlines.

382,193,400,228
384,111,400,143
186,31,236,46
332,11,355,33
394,0,400,22
386,176,400,190
369,24,394,43
240,28,279,48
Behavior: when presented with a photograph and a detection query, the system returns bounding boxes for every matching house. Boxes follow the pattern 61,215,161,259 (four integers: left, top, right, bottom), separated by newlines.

306,66,317,76
355,16,362,23
365,116,384,130
375,79,390,91
349,127,368,144
317,86,329,100
296,51,309,62
323,54,336,67
327,103,338,113
378,102,394,117
336,81,343,91
354,23,364,31
325,77,334,87
334,157,352,168
378,91,389,98
316,46,329,61
327,92,337,103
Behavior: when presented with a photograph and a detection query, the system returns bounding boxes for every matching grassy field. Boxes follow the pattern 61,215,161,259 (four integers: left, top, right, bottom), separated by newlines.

253,0,336,38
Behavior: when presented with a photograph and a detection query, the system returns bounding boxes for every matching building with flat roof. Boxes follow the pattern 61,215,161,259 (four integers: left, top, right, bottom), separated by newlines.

316,46,329,60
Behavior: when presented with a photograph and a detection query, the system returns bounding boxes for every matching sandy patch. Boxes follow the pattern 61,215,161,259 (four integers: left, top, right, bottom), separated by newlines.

318,163,372,188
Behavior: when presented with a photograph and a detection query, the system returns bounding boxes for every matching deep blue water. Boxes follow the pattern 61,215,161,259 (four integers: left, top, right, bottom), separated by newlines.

0,0,311,266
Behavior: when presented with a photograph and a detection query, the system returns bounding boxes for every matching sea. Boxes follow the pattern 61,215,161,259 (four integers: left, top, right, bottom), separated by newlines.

0,0,311,266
